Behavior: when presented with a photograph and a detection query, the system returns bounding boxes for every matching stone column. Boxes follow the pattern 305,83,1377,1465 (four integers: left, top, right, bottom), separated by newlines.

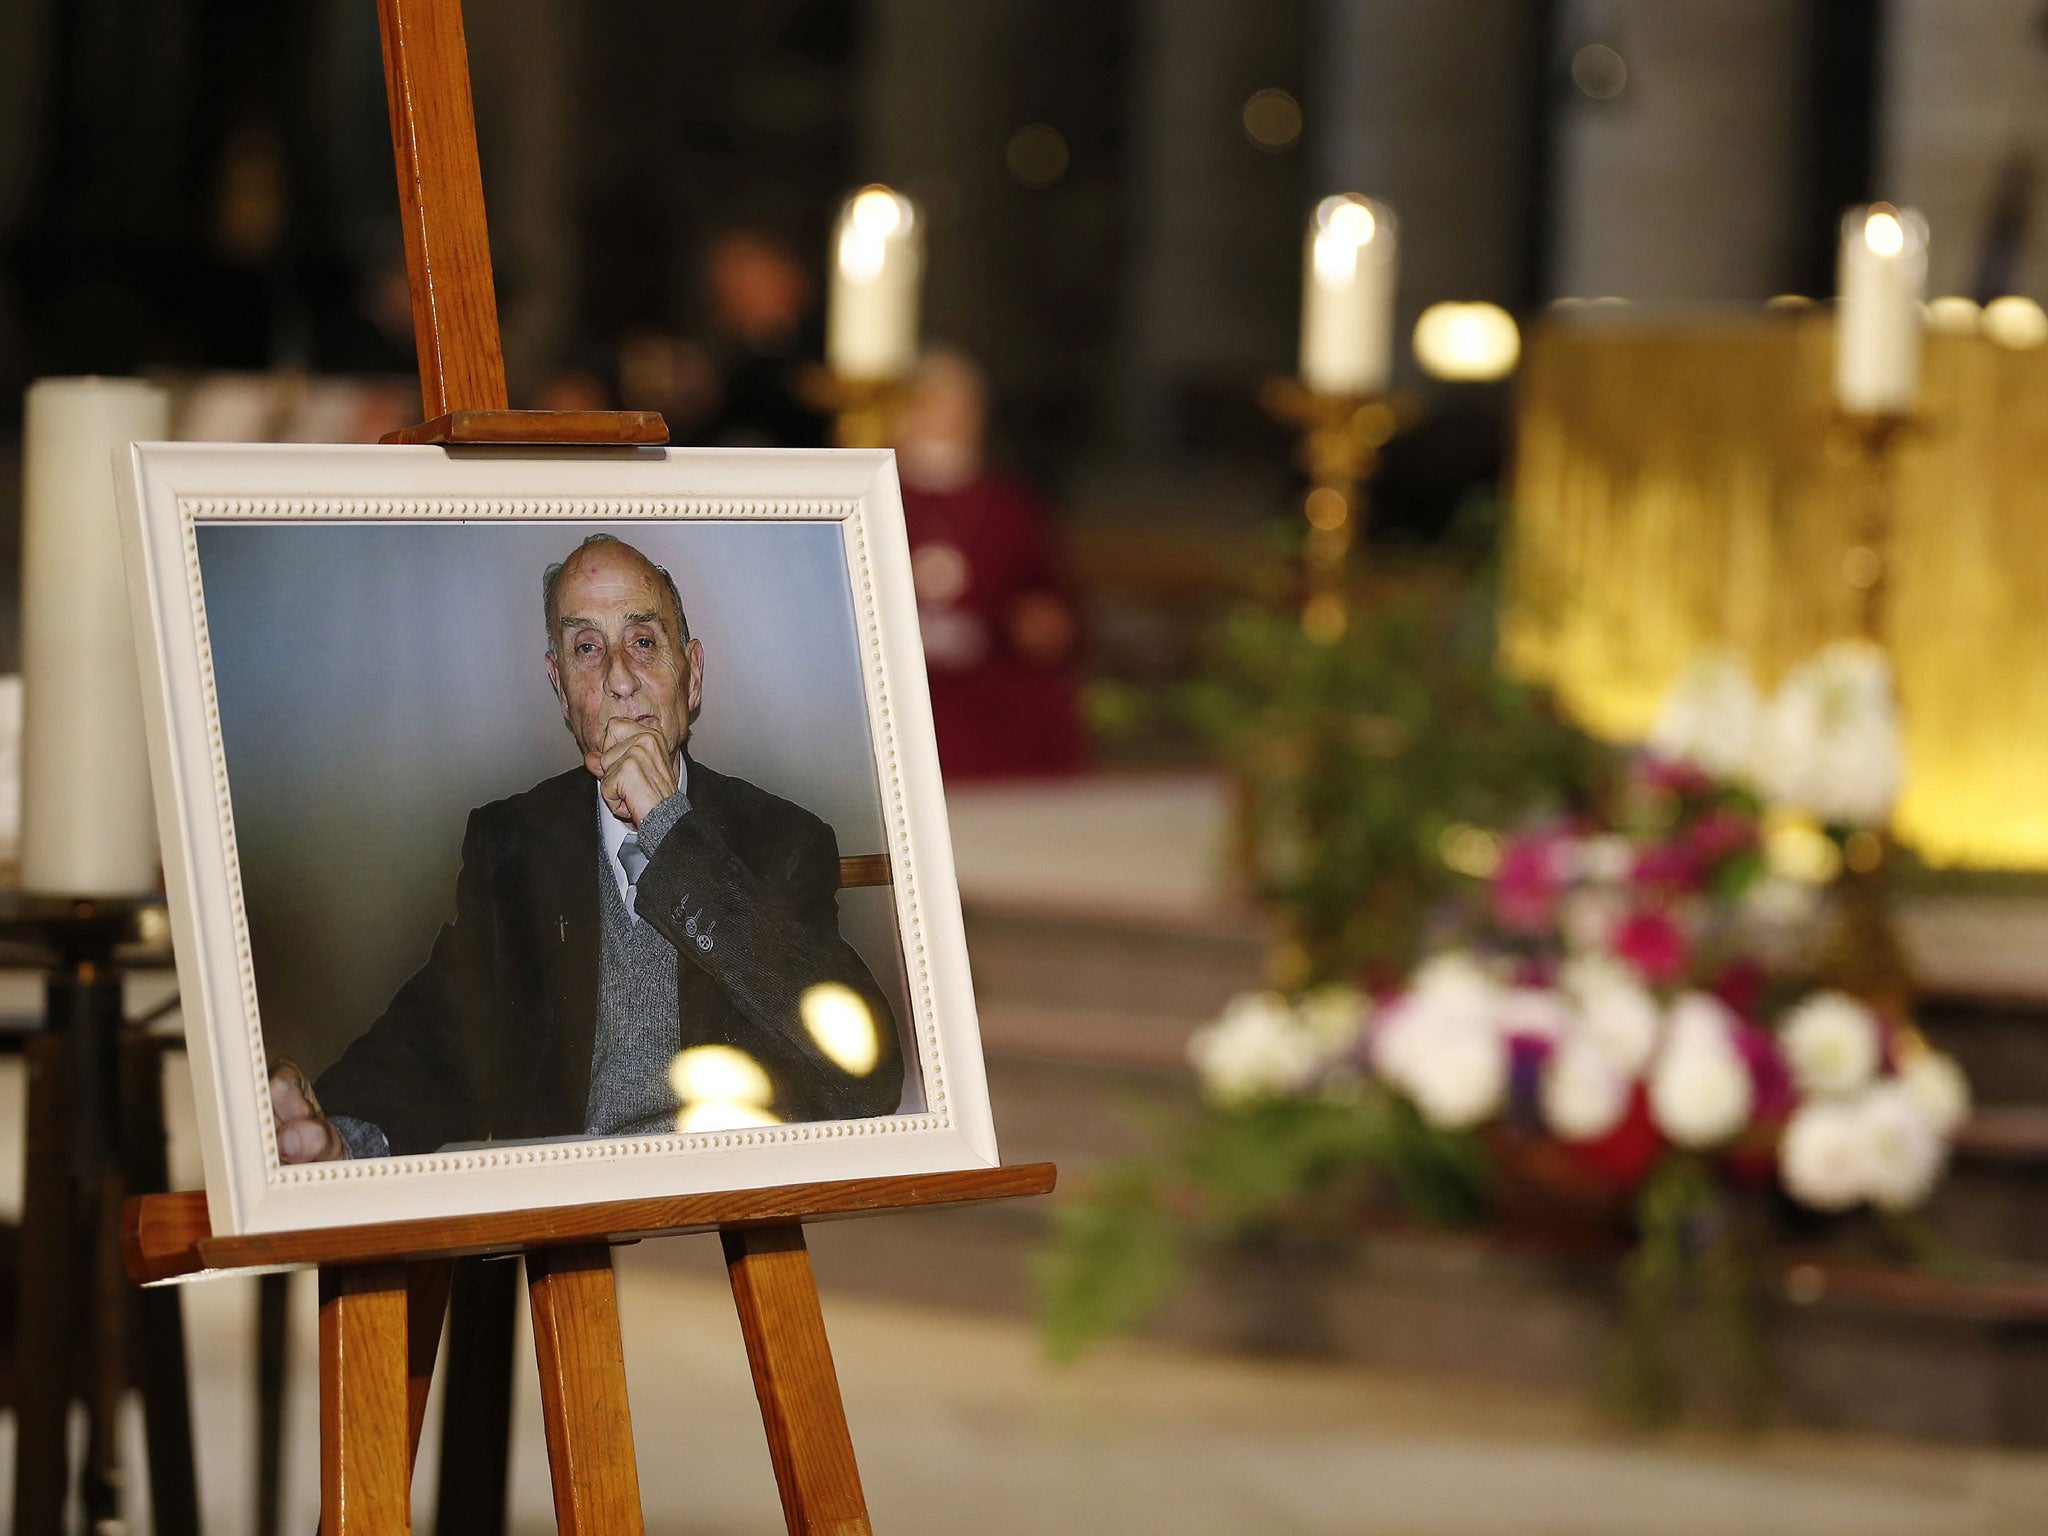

1551,0,1808,302
1883,0,2048,299
1117,0,1306,451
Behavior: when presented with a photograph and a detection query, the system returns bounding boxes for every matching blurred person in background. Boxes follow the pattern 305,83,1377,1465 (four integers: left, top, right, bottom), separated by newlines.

893,346,1086,781
649,226,830,449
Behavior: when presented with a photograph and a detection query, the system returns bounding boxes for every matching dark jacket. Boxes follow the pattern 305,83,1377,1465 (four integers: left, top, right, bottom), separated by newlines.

316,757,904,1154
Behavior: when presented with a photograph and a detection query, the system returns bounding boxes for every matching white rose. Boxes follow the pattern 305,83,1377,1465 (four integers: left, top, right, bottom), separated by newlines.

1780,991,1883,1097
1858,1081,1945,1213
1409,951,1500,1020
1647,993,1754,1148
1372,962,1507,1131
1758,641,1904,827
1900,1050,1971,1137
1779,1098,1868,1212
1649,651,1763,784
1561,954,1662,1074
1542,1033,1634,1142
1391,1016,1507,1130
1188,992,1321,1107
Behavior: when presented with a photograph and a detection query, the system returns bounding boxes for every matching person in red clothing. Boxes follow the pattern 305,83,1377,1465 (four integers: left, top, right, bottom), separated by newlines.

891,347,1087,780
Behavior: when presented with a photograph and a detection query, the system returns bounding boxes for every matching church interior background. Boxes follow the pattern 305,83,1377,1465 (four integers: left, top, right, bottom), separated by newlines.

9,0,2048,1531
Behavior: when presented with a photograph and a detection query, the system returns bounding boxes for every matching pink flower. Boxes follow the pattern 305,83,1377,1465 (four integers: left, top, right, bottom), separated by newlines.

1712,958,1766,1026
1614,909,1691,986
1688,807,1759,867
1631,840,1703,891
1493,832,1571,933
1731,1021,1796,1124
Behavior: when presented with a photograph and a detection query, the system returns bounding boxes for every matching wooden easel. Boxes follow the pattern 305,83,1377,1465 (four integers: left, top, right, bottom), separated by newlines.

121,2,1056,1530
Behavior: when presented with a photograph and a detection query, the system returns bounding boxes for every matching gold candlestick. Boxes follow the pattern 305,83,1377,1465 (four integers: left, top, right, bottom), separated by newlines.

1823,408,1922,1019
801,367,911,450
1261,379,1399,643
1829,409,1918,646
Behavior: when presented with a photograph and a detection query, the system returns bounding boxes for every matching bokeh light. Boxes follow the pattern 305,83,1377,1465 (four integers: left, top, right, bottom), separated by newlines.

676,1101,784,1133
1571,44,1627,100
1412,302,1521,381
1242,88,1302,150
1006,124,1069,188
801,981,881,1076
1924,295,1981,334
669,1043,776,1107
1982,295,2048,349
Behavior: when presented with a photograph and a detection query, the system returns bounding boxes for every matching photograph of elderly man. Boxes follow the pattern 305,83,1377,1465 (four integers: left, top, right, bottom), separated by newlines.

268,531,904,1161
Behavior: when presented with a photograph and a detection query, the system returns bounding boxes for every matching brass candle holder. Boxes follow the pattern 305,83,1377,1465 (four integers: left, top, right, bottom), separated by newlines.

801,368,912,450
1261,379,1401,643
1821,407,1923,1020
1828,409,1920,647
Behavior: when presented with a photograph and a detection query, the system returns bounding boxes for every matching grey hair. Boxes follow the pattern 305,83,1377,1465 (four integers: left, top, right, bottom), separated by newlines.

542,533,690,653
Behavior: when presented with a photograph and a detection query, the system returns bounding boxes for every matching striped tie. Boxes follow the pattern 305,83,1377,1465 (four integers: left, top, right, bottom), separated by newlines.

618,833,648,888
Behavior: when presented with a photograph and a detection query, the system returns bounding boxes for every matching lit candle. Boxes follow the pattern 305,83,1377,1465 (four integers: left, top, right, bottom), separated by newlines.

20,376,169,896
1835,203,1928,415
1300,194,1398,397
827,185,923,382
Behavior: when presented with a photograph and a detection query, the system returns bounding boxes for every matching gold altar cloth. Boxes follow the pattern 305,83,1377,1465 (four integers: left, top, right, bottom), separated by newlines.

1503,314,2048,869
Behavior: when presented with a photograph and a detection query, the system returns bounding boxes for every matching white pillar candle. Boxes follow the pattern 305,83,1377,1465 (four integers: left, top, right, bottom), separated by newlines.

1300,194,1398,397
20,376,169,896
827,185,924,382
1834,203,1928,415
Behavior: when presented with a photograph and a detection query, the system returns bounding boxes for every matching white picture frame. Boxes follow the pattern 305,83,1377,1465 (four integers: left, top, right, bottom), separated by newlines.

117,442,997,1235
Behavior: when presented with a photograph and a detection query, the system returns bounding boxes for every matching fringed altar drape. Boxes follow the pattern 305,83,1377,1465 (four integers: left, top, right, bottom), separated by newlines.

1503,314,2048,869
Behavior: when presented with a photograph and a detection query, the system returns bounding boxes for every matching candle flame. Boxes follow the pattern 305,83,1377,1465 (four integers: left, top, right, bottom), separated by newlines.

1864,210,1905,258
851,186,907,239
1317,195,1376,247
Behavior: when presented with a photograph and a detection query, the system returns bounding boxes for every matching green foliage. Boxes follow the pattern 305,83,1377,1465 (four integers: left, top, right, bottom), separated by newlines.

1036,1088,1492,1362
1184,568,1604,985
1606,1153,1769,1427
1035,1161,1183,1363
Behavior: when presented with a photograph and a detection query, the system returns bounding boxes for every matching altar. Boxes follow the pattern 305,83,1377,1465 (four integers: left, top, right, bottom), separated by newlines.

1506,312,2048,871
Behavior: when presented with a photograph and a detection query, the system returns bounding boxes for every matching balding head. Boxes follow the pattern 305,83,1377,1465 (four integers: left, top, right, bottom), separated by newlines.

542,534,704,770
543,534,689,656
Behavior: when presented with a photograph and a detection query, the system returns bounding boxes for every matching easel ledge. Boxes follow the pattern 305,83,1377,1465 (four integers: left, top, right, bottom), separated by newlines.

124,1163,1057,1285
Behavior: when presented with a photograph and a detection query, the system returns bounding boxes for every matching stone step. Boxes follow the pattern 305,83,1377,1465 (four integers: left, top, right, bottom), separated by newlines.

809,1053,2048,1445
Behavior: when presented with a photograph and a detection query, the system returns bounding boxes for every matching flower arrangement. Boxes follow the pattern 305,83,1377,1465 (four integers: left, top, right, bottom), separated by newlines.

1044,635,1972,1423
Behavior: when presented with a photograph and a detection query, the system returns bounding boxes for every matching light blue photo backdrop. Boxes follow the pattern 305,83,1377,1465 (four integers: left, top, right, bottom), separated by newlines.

195,518,919,1114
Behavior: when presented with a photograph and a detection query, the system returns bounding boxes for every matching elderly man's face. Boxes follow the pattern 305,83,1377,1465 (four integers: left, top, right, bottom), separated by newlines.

544,543,701,766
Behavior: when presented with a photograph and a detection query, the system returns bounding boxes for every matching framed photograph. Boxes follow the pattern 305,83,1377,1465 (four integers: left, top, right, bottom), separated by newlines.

118,442,996,1234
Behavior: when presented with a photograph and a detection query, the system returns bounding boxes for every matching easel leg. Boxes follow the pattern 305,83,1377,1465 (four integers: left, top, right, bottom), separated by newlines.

526,1243,644,1536
120,1032,200,1536
320,1262,415,1536
722,1224,872,1536
433,1254,520,1536
13,1033,78,1536
84,1169,130,1529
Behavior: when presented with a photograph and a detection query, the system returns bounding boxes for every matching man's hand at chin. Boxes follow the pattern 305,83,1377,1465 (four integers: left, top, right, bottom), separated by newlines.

270,1060,348,1163
588,716,679,828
